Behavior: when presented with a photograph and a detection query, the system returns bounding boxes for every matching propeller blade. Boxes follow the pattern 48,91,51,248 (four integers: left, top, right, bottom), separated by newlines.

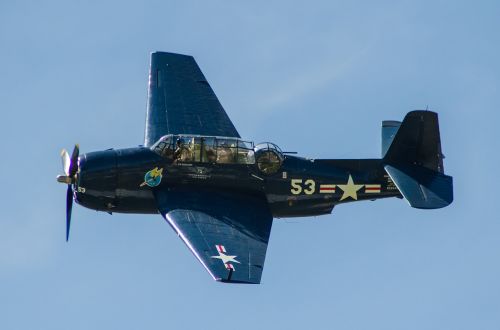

61,149,70,176
68,144,80,177
59,144,79,241
66,185,73,241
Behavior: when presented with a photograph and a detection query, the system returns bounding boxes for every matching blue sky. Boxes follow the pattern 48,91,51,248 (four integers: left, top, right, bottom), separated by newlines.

1,1,499,329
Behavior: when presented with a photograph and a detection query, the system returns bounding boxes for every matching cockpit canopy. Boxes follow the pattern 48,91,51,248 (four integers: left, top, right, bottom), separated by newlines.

152,135,284,173
151,135,256,165
151,135,284,173
254,142,284,174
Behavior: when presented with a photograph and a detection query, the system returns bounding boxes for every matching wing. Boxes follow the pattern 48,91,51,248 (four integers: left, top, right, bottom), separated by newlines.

144,52,240,146
154,187,273,284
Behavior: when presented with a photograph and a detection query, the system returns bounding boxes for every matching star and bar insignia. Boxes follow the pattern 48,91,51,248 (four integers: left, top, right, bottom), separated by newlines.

337,174,364,201
319,175,382,200
211,244,240,271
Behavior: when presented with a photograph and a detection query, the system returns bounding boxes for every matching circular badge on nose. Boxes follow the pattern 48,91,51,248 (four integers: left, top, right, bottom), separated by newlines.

140,167,164,187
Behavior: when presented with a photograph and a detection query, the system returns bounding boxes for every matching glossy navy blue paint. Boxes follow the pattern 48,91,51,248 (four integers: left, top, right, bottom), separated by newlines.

155,187,272,283
62,52,453,284
75,150,400,216
144,52,240,147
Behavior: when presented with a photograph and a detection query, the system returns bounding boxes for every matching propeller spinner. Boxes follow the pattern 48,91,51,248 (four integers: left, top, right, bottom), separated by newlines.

57,144,79,241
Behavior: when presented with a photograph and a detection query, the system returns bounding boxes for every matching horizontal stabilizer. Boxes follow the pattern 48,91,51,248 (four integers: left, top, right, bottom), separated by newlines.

385,164,453,209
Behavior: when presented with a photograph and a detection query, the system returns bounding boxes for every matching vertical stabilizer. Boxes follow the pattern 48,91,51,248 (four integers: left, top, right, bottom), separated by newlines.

382,111,453,209
383,111,445,173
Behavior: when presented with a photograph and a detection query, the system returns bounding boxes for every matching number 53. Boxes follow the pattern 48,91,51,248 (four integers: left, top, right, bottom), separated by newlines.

290,179,315,195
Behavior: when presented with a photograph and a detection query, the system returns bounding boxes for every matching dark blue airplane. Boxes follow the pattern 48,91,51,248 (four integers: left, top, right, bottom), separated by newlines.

57,52,453,284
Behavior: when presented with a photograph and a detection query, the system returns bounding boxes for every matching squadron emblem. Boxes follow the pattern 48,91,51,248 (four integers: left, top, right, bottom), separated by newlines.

140,167,164,187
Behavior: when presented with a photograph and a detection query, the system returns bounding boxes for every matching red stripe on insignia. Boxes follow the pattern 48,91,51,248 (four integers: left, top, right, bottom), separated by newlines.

320,188,336,193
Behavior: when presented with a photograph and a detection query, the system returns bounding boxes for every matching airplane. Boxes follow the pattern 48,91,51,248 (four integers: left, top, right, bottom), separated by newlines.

57,52,453,284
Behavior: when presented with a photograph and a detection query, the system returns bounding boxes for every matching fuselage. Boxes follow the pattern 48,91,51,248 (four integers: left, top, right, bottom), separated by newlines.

75,135,401,218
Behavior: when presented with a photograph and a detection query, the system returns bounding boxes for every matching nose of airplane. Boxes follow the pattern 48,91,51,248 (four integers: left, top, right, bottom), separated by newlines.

75,150,118,210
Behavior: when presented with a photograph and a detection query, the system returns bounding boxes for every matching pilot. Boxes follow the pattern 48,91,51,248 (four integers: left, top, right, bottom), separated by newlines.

161,142,174,160
174,139,182,159
205,147,217,163
216,142,233,163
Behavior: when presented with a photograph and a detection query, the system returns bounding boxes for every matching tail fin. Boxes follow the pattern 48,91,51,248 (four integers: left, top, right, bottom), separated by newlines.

382,111,453,209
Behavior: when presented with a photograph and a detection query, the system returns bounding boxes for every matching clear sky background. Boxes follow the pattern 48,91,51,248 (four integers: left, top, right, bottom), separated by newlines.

1,1,498,329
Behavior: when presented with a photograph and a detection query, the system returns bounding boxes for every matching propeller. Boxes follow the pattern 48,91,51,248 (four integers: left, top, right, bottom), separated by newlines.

57,144,79,241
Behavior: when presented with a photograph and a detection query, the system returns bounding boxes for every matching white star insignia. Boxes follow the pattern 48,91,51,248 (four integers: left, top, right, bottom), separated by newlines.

337,174,364,201
211,251,240,265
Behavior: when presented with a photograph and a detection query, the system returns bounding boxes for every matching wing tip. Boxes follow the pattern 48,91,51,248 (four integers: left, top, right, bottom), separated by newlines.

217,278,260,285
